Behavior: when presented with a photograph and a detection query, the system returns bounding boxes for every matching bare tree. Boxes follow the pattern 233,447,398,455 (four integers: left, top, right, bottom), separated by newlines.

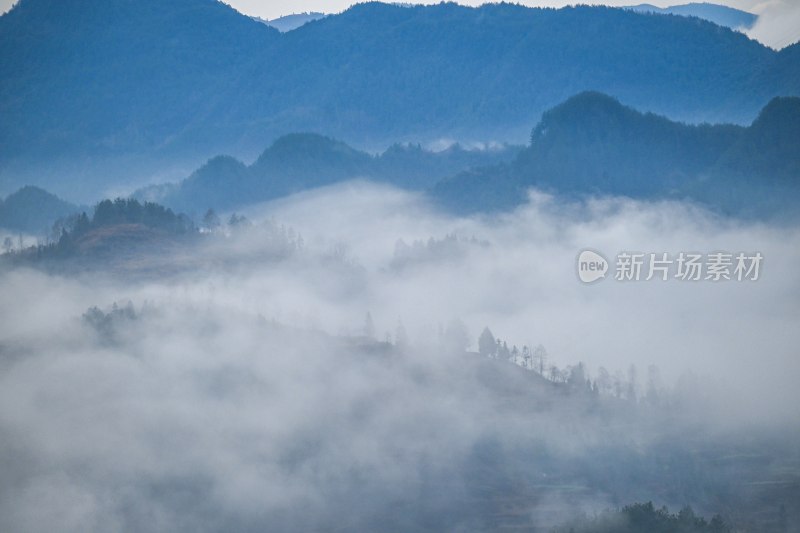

533,344,548,375
522,345,532,369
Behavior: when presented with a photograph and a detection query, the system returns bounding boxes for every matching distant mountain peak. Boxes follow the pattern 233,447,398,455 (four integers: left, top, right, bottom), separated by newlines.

0,185,78,234
551,91,625,109
258,11,326,32
531,92,635,140
755,95,800,123
255,133,364,166
624,2,758,30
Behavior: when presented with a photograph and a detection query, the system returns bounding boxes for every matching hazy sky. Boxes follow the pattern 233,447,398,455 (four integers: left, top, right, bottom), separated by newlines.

1,0,798,48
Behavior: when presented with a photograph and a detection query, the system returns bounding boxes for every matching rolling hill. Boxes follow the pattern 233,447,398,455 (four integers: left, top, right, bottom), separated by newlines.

261,12,326,32
137,134,521,215
431,93,800,217
0,186,78,234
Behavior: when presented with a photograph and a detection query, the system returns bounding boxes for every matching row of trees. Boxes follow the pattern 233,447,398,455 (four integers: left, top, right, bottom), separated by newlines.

478,326,666,403
553,502,731,533
479,327,549,373
200,208,253,232
358,318,665,404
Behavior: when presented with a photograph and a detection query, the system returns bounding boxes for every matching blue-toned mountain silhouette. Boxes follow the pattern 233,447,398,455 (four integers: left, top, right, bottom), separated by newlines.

136,134,520,215
136,94,799,220
1,0,797,197
0,186,78,234
260,12,326,32
625,3,757,30
432,93,800,217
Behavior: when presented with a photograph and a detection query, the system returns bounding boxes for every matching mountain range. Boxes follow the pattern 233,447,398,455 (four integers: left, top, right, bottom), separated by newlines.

2,91,797,235
262,4,757,35
1,0,797,200
136,136,520,216
625,2,758,30
151,92,800,218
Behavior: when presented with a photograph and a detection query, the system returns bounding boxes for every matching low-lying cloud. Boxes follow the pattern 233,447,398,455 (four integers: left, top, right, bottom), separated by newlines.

1,182,799,531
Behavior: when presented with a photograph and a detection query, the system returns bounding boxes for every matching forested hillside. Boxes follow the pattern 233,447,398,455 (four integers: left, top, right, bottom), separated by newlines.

432,93,800,216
